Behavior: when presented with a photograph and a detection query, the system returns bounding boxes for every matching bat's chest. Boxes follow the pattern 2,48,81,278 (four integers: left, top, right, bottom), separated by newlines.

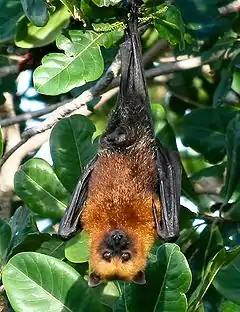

83,149,158,230
89,148,158,199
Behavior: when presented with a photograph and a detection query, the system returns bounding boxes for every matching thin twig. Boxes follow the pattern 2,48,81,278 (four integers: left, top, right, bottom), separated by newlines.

0,100,69,127
218,0,240,15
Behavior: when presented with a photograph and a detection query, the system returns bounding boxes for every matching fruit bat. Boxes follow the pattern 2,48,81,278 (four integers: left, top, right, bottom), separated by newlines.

58,3,181,287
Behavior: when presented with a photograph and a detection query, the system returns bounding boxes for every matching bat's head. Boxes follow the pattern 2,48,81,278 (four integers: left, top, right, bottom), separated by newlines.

88,229,154,287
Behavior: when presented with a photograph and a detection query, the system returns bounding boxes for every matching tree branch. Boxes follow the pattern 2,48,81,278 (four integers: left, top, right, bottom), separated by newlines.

0,100,69,127
218,0,240,15
0,47,232,167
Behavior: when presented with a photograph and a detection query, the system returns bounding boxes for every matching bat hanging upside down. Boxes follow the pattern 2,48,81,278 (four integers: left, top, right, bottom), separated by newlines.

58,3,181,287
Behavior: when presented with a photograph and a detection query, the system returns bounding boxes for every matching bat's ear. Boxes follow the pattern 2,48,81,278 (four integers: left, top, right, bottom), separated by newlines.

88,272,103,287
132,271,146,285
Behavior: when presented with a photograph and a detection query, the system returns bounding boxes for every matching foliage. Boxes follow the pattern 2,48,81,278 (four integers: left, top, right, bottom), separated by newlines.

1,0,240,311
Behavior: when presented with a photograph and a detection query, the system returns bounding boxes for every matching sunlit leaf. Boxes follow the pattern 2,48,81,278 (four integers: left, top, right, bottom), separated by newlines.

2,252,110,312
222,300,240,312
232,70,240,95
33,29,122,95
92,0,121,7
15,5,70,48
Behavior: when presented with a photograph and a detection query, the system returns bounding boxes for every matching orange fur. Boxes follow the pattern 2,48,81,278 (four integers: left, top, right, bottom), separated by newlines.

81,143,160,281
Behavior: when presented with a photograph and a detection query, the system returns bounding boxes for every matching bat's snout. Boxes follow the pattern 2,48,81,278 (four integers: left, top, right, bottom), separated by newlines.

107,230,131,250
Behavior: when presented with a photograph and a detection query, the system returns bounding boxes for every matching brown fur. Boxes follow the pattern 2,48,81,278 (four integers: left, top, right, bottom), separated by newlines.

81,142,160,281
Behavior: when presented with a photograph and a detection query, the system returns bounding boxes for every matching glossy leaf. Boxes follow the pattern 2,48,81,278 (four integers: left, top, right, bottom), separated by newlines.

65,231,89,263
10,234,65,260
0,0,23,41
188,247,240,312
2,252,110,312
20,0,48,27
221,115,240,203
14,159,69,219
232,70,240,95
181,107,240,163
117,243,191,312
154,5,185,48
8,207,38,259
0,126,2,159
0,219,11,262
213,254,240,304
33,29,122,95
50,115,97,193
15,5,70,48
92,0,122,7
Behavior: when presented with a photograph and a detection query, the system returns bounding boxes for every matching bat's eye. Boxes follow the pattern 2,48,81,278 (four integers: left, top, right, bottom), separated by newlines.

121,252,131,262
103,251,112,262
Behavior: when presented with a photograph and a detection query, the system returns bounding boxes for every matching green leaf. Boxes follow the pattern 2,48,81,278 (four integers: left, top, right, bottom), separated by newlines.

14,159,70,219
191,163,226,181
0,219,11,262
232,70,240,95
181,107,240,163
50,115,97,193
10,234,65,260
117,243,191,312
213,254,240,304
222,301,240,312
92,0,122,7
221,115,240,203
154,5,185,48
188,247,240,312
33,29,122,95
8,207,38,259
213,68,233,107
20,0,48,27
2,252,110,312
65,231,89,263
0,126,2,159
15,5,70,48
101,282,120,309
0,0,23,42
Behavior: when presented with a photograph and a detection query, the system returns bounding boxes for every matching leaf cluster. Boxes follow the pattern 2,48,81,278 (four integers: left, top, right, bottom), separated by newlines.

1,0,240,311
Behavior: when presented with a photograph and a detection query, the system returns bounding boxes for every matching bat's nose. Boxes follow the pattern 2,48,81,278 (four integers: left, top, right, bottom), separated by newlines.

111,231,123,245
106,230,130,250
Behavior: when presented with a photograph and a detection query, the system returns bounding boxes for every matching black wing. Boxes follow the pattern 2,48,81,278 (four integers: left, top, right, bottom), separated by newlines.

58,156,97,239
153,141,182,242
